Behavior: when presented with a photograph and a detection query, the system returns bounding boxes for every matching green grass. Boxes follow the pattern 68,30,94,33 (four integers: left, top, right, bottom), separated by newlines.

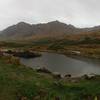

0,57,100,100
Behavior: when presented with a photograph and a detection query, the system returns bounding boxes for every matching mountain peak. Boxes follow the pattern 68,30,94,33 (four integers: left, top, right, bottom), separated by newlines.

47,20,64,24
1,20,97,40
17,22,31,26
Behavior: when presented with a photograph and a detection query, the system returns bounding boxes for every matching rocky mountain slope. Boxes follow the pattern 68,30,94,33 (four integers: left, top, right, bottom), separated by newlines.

0,20,100,40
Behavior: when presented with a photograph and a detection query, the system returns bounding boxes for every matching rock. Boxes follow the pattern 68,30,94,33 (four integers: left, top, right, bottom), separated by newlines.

6,50,14,54
52,72,62,79
20,96,28,100
82,74,89,80
36,67,52,74
6,50,41,58
64,74,71,78
82,74,96,80
53,81,63,87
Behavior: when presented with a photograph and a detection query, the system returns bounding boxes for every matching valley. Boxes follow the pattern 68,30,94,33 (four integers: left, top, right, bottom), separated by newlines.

0,21,100,100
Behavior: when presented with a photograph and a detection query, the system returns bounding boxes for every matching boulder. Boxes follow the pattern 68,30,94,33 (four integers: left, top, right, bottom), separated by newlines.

52,72,62,79
64,74,71,78
82,74,96,80
36,67,51,74
20,96,28,100
6,50,41,58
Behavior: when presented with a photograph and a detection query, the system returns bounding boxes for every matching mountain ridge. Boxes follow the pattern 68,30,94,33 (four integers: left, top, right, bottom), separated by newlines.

0,20,100,40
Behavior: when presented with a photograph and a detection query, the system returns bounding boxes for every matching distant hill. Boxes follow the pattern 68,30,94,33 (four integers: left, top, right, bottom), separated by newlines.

0,20,100,40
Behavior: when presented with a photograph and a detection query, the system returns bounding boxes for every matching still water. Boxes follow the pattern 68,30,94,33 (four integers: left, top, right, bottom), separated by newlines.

20,52,100,76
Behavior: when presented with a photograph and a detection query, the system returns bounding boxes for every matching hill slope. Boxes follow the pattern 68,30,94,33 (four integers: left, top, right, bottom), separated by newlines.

0,21,85,40
0,21,100,41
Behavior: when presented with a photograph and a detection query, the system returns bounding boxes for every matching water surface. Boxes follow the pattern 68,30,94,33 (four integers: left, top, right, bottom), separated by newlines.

20,52,100,76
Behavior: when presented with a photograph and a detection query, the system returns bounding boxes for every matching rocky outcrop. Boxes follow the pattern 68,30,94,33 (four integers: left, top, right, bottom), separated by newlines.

5,50,41,58
36,67,52,74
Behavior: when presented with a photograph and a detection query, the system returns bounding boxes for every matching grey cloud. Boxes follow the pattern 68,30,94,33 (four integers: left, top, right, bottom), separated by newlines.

0,0,100,30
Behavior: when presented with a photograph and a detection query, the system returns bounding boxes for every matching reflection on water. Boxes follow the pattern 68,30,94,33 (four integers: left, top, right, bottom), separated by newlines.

20,52,100,76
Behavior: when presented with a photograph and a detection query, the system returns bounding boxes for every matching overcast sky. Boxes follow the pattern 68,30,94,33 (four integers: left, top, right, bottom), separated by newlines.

0,0,100,30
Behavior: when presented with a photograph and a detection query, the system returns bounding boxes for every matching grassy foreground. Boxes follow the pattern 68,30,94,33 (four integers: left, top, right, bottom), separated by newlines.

0,56,100,100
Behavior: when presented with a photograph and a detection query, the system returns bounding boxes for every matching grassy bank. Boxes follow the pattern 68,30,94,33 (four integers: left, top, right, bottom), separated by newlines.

0,56,100,100
0,39,100,59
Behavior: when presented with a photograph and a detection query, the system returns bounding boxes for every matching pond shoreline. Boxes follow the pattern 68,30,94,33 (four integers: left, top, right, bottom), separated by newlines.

29,48,100,60
30,49,100,64
20,51,100,77
1,48,100,77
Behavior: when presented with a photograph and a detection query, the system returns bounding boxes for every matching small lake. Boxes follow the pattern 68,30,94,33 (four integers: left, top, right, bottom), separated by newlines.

20,52,100,77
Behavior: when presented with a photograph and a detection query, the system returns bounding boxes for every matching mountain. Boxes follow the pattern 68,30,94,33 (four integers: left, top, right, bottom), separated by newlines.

0,20,100,40
0,21,84,40
0,22,33,37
